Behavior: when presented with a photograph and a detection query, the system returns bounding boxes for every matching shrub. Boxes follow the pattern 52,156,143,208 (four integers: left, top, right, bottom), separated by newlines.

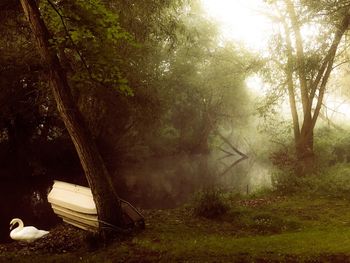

192,188,229,218
269,147,296,171
314,127,350,168
272,163,350,198
271,169,302,194
315,164,350,198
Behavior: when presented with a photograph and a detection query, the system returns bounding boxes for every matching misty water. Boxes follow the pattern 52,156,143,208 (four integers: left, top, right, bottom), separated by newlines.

0,154,271,243
121,154,272,208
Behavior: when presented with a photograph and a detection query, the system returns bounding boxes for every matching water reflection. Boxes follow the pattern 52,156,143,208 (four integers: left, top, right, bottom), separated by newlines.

119,154,216,209
119,154,272,209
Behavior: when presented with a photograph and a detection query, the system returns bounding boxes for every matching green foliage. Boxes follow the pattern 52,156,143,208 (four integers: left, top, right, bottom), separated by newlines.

268,141,296,171
192,188,229,218
162,38,256,153
271,169,301,194
40,0,133,94
315,164,350,198
79,0,257,159
272,161,350,198
314,127,350,166
268,128,348,195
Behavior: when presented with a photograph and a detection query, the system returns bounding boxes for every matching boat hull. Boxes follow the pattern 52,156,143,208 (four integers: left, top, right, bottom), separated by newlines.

48,181,96,214
48,180,144,231
51,204,99,228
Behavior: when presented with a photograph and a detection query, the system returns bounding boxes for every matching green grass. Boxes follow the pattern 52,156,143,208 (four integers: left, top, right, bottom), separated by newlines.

4,194,350,262
132,228,350,261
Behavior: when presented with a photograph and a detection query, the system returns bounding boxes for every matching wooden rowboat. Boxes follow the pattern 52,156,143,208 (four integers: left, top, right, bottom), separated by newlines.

48,180,144,232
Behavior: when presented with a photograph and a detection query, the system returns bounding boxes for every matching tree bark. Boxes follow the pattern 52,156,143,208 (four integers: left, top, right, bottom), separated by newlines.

295,128,314,175
20,0,124,235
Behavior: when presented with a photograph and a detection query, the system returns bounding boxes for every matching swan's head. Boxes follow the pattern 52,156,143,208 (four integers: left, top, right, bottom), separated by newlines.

9,218,21,230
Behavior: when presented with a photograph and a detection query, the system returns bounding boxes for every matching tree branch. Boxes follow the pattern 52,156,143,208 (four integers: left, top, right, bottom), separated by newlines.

311,14,350,129
279,7,301,140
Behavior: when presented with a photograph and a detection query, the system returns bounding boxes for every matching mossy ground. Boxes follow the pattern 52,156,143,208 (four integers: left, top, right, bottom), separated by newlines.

3,193,350,262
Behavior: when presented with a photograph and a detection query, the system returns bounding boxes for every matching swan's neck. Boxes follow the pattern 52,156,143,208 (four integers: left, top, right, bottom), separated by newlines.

13,219,24,231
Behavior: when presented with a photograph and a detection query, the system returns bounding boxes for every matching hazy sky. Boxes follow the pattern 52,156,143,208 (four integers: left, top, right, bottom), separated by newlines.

201,0,271,51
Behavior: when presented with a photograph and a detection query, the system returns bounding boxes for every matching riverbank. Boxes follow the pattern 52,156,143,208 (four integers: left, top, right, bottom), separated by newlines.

2,193,350,262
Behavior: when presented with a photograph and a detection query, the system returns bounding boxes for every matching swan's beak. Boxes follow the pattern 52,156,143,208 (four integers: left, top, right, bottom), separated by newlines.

9,224,13,231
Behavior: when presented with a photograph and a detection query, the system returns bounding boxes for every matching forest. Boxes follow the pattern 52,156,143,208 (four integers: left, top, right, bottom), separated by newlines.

1,0,350,262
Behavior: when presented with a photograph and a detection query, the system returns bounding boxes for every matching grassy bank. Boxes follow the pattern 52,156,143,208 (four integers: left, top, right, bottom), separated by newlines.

3,193,350,262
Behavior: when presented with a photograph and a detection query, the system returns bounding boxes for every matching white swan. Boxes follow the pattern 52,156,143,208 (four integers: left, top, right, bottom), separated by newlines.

9,218,49,243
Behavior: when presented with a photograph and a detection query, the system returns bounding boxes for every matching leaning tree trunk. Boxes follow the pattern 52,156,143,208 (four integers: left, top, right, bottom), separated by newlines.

20,0,124,235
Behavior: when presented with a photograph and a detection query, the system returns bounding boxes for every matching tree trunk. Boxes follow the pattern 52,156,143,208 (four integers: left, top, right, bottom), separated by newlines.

295,128,314,176
20,0,124,235
282,18,300,142
285,0,310,117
